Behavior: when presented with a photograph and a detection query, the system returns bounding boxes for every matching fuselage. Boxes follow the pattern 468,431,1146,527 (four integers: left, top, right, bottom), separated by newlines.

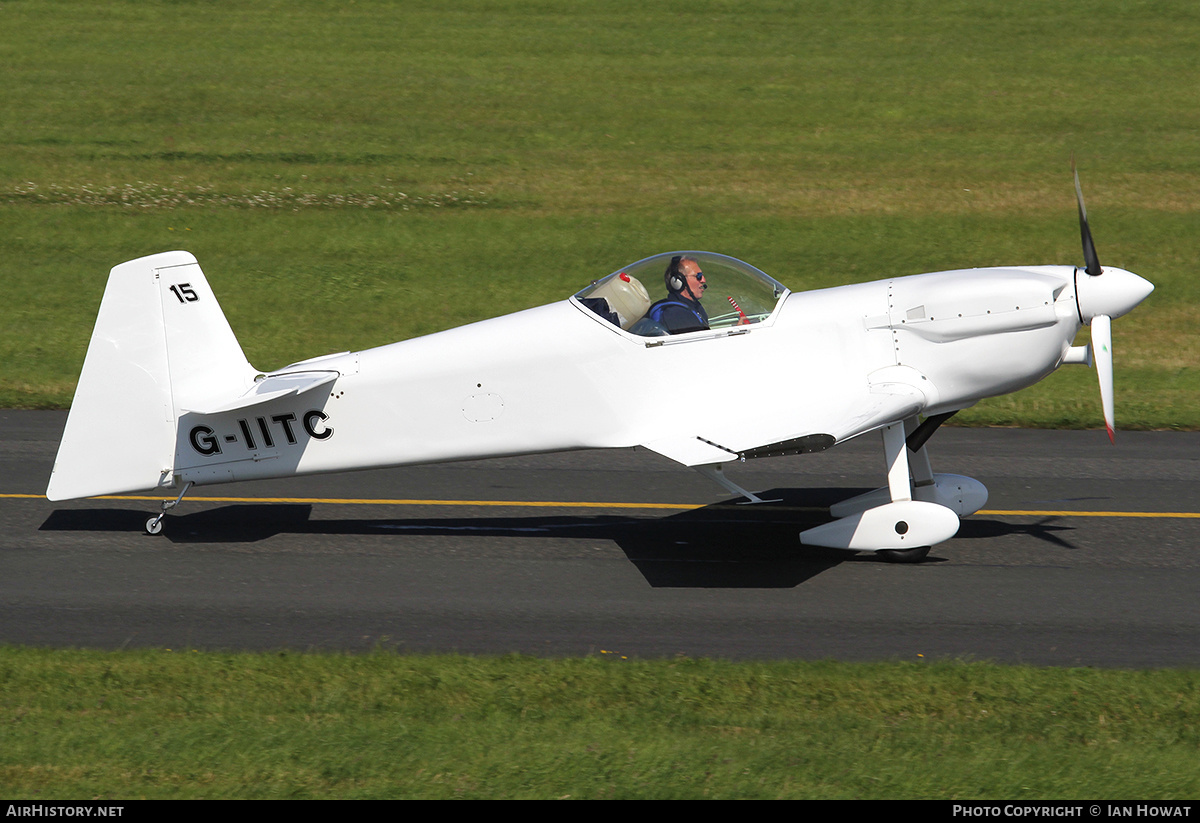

168,263,1131,489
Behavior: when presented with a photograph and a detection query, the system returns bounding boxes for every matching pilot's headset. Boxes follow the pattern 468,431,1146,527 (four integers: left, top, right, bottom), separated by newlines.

664,256,686,293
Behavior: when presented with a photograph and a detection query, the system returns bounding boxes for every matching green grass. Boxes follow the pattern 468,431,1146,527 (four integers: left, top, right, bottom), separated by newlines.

2,0,1198,424
2,647,1198,799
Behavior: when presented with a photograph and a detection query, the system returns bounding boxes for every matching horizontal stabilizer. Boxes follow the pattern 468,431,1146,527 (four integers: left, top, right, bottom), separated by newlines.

186,370,339,414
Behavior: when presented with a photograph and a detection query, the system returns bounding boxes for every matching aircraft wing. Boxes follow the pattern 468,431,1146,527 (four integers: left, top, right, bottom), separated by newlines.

641,435,740,466
827,379,926,444
641,379,926,467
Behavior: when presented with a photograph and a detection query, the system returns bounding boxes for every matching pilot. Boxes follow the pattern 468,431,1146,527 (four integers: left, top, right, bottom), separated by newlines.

646,255,710,334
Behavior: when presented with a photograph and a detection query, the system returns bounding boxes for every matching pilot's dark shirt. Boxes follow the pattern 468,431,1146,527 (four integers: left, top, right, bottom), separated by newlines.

648,295,709,334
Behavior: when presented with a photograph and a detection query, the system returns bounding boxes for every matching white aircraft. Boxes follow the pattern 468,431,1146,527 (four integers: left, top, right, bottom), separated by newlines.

46,171,1153,560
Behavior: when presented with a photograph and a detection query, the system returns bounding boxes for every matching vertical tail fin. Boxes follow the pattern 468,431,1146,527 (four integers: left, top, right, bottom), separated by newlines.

47,251,257,500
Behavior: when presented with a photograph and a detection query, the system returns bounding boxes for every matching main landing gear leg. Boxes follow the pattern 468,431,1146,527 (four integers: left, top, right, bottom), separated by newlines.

145,481,193,536
876,419,937,563
799,420,959,559
906,415,936,496
874,421,931,561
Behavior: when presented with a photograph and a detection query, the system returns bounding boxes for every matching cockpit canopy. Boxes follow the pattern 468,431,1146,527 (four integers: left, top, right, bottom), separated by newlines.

572,251,788,337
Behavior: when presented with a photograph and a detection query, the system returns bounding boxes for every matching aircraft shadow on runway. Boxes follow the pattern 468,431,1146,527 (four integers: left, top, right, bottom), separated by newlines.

955,516,1078,549
38,487,1077,588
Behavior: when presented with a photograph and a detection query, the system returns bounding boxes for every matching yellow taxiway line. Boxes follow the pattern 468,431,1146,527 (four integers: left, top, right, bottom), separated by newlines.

3,493,1199,519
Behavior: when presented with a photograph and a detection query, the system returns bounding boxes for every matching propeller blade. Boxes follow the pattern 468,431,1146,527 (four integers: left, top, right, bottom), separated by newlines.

1072,157,1103,276
1092,313,1115,443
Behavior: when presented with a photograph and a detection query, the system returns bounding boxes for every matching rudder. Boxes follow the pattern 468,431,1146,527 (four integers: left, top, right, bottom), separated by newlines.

47,251,257,500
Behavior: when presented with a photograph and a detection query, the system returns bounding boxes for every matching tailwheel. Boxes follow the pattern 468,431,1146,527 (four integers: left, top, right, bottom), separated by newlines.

877,545,931,564
144,481,192,537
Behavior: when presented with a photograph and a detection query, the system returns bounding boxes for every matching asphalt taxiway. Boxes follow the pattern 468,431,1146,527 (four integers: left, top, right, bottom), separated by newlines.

3,410,1198,666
